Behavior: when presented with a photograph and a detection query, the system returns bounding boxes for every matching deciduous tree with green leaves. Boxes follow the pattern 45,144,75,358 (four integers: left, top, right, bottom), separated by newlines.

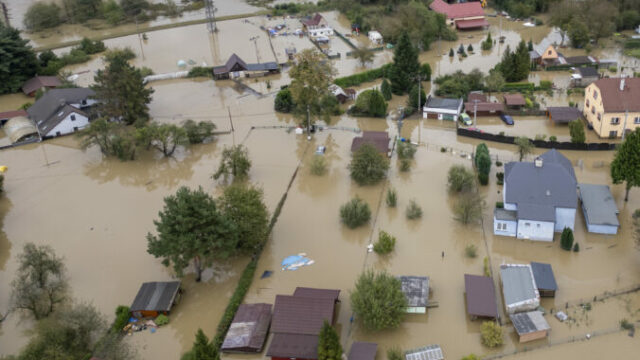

218,184,269,254
350,270,407,331
611,129,640,201
213,145,252,183
318,320,342,360
569,119,586,144
352,45,375,67
389,32,420,95
514,136,534,161
484,71,505,97
288,49,336,125
349,143,389,185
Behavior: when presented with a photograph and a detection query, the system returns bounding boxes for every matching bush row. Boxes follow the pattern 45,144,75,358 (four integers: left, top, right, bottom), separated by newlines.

334,64,392,88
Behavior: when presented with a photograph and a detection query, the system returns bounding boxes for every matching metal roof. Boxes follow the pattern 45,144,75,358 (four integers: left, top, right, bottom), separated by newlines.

221,303,272,353
576,67,599,77
510,311,550,335
425,96,463,111
348,342,377,360
271,295,336,335
546,107,583,123
3,116,38,143
351,131,390,154
22,76,61,95
464,274,499,318
266,333,318,358
578,183,620,227
530,262,558,292
399,276,429,308
517,203,555,222
130,281,181,312
503,94,526,106
405,345,444,360
500,265,538,307
494,208,517,221
293,287,341,300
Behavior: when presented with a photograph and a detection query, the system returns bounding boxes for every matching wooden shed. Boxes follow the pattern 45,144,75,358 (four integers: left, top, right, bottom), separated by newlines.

464,274,499,319
503,94,526,109
129,281,182,318
221,303,272,353
530,262,558,297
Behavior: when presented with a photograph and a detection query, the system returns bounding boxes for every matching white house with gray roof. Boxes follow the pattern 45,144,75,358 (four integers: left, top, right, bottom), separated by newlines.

578,183,620,234
494,149,577,242
423,95,463,121
26,88,96,138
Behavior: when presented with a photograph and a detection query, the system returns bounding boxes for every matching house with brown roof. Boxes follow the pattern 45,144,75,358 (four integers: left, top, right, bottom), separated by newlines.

546,107,583,125
213,54,279,80
429,0,488,30
266,287,340,360
503,93,526,109
300,13,333,38
583,77,640,138
464,274,499,320
465,94,504,116
540,45,565,67
22,76,62,97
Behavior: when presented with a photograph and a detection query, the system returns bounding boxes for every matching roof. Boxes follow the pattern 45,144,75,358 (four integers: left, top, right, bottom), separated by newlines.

0,110,28,121
592,77,640,112
348,342,378,360
405,345,444,360
546,107,583,123
494,208,517,221
27,88,94,134
510,311,550,335
465,102,504,112
429,0,484,19
293,287,341,300
425,96,463,110
565,55,597,65
500,264,538,307
530,262,558,292
213,54,278,74
529,50,541,59
221,303,272,352
351,131,390,154
329,84,347,98
517,203,555,222
504,149,578,217
301,13,324,26
456,18,489,29
541,45,558,60
503,93,526,106
467,93,487,102
246,62,279,71
3,116,38,143
266,333,318,359
399,276,429,308
464,274,499,318
271,295,336,334
576,67,599,77
578,183,620,227
22,76,61,95
130,281,181,312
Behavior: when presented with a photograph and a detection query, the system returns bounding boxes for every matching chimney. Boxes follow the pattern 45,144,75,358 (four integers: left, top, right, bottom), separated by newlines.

534,157,543,168
620,76,625,91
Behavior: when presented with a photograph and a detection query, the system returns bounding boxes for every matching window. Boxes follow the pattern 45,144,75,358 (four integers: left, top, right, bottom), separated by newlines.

593,90,598,99
634,117,640,124
609,130,618,138
537,224,540,228
591,106,595,114
597,113,601,121
82,100,87,105
525,222,531,227
548,50,552,55
73,127,78,132
586,100,590,107
611,117,620,125
70,114,76,121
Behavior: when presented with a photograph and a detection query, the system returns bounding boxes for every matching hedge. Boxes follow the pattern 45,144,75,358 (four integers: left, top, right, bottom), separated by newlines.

501,82,535,92
334,63,392,88
187,66,213,78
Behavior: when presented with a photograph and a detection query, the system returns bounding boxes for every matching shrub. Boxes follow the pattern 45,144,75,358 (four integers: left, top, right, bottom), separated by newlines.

397,141,416,159
310,155,327,176
353,89,387,117
549,135,558,142
480,321,503,348
478,172,488,185
569,119,586,144
483,257,490,277
538,80,552,90
467,44,474,52
187,66,213,78
561,227,574,251
155,314,169,326
334,64,392,88
350,143,389,185
495,161,503,167
406,200,423,220
462,355,480,360
495,201,504,209
183,120,215,144
350,270,407,331
340,198,371,228
454,192,484,225
24,3,63,31
77,38,106,54
420,63,432,81
448,165,475,193
496,172,504,182
441,147,447,153
387,347,403,360
386,188,397,207
400,159,411,172
620,319,635,330
374,231,396,254
573,243,580,252
111,305,130,333
274,88,294,113
465,244,477,258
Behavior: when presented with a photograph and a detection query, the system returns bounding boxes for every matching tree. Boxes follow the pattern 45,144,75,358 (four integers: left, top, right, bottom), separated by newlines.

183,119,216,144
353,89,387,117
11,243,68,320
568,18,590,48
143,123,188,157
381,79,392,101
514,137,533,161
23,3,63,31
0,26,39,94
349,143,390,185
447,165,475,193
192,329,215,360
318,321,342,360
289,49,336,126
419,63,432,81
560,227,574,251
583,0,617,42
62,0,103,23
514,40,531,82
632,209,640,245
549,0,577,46
407,85,426,115
387,347,403,360
93,331,137,360
350,270,407,331
121,0,149,17
352,45,375,67
568,119,586,144
147,187,237,281
373,231,396,255
482,32,493,51
102,0,126,25
340,197,371,229
218,184,269,254
389,32,419,95
213,145,252,183
611,129,640,201
454,192,485,225
275,88,294,113
475,143,491,184
527,39,533,51
92,50,154,125
484,71,505,97
78,118,139,160
480,321,503,348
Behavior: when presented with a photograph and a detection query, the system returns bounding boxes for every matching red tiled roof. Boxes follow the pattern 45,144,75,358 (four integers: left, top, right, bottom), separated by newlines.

503,93,526,106
456,18,489,29
464,274,499,318
465,102,504,112
271,295,335,335
351,131,390,154
467,93,487,103
293,287,340,300
301,13,324,26
0,110,28,120
266,333,319,359
430,0,485,19
593,77,640,112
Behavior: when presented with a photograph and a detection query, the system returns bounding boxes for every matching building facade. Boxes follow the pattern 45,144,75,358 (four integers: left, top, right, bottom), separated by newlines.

583,77,640,138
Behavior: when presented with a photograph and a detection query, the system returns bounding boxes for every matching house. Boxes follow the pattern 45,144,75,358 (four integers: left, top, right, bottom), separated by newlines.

510,311,550,343
530,262,557,297
266,287,340,360
571,67,600,87
221,303,272,353
405,345,444,360
540,45,566,66
301,13,333,38
578,183,620,234
493,149,577,242
351,131,391,157
0,110,28,125
129,281,182,318
464,274,499,319
22,76,62,96
546,107,583,125
330,84,353,103
423,95,464,121
368,31,383,45
26,88,96,138
500,264,540,314
213,54,280,80
2,116,39,144
583,77,640,138
529,50,542,66
399,276,429,314
503,93,526,109
429,0,488,30
348,342,377,360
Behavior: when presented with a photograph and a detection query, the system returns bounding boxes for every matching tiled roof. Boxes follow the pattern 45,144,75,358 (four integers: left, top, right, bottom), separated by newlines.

593,77,640,112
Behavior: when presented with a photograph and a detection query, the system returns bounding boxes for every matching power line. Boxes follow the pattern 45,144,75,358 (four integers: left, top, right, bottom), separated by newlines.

204,0,217,33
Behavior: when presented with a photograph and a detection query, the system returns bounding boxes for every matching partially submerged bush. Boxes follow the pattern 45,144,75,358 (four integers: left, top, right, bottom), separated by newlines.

480,321,503,348
349,143,389,186
387,347,403,360
483,257,490,277
406,200,423,220
340,198,371,229
111,305,130,333
399,159,411,172
454,192,484,225
350,270,407,331
561,227,574,251
310,155,327,176
155,314,169,326
373,231,396,255
386,188,397,207
448,165,475,193
397,141,417,159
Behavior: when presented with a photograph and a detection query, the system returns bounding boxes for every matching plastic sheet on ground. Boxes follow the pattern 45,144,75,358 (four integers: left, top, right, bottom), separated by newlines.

281,253,314,271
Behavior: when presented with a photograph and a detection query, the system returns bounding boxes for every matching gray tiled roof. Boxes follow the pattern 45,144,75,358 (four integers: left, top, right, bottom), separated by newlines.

577,67,599,77
399,276,429,307
578,183,620,227
517,203,555,222
494,208,517,221
530,262,558,291
500,265,537,307
130,281,181,312
425,96,463,110
27,88,94,134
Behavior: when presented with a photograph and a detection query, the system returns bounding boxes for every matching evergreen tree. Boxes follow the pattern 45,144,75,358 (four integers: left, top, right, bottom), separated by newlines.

218,184,269,254
560,227,574,251
568,119,586,144
611,128,640,201
381,79,392,100
407,84,426,113
527,39,534,51
449,48,454,57
192,329,216,360
318,321,342,360
389,32,419,95
515,40,531,81
0,26,39,94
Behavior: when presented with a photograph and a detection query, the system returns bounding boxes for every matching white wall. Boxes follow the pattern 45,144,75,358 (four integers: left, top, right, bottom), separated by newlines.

493,217,517,237
555,207,576,232
517,220,555,242
309,27,334,37
586,223,618,235
46,112,89,137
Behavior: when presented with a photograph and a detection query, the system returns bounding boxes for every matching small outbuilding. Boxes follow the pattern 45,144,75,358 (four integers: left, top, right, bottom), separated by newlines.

221,303,272,353
465,101,504,116
572,67,600,87
22,76,62,96
510,311,550,343
423,95,464,121
464,274,499,319
565,55,598,67
351,131,391,157
503,94,526,109
0,110,28,124
529,50,541,65
348,342,377,360
546,107,583,124
530,262,558,297
578,183,620,234
399,276,429,314
130,281,182,318
500,264,540,314
405,344,444,360
368,31,383,45
213,54,279,80
3,116,39,143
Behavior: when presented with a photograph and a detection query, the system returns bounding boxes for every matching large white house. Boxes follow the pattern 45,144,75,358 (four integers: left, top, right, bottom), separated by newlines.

300,13,334,38
493,149,577,242
27,88,96,138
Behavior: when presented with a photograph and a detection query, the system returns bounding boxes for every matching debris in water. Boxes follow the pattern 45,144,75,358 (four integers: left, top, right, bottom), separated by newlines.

555,311,568,322
367,244,373,253
281,253,314,271
261,270,273,278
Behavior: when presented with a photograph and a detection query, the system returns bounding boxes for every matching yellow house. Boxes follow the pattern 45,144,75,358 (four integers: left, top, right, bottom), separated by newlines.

541,45,563,66
583,77,640,138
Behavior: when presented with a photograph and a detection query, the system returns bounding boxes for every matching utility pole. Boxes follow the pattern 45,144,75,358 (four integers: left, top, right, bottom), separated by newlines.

135,16,145,61
228,106,235,145
250,36,260,63
205,0,217,33
0,1,9,27
622,109,629,141
473,99,479,127
417,75,422,144
306,105,311,140
397,106,404,138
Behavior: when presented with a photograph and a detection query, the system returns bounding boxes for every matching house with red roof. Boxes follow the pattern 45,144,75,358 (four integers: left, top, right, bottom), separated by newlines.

300,13,334,38
429,0,488,30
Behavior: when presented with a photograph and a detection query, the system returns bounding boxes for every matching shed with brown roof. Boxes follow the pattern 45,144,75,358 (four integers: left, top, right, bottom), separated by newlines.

22,76,62,96
351,131,390,157
503,94,526,108
464,274,499,319
221,303,272,353
465,102,504,116
546,107,582,124
348,342,377,360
